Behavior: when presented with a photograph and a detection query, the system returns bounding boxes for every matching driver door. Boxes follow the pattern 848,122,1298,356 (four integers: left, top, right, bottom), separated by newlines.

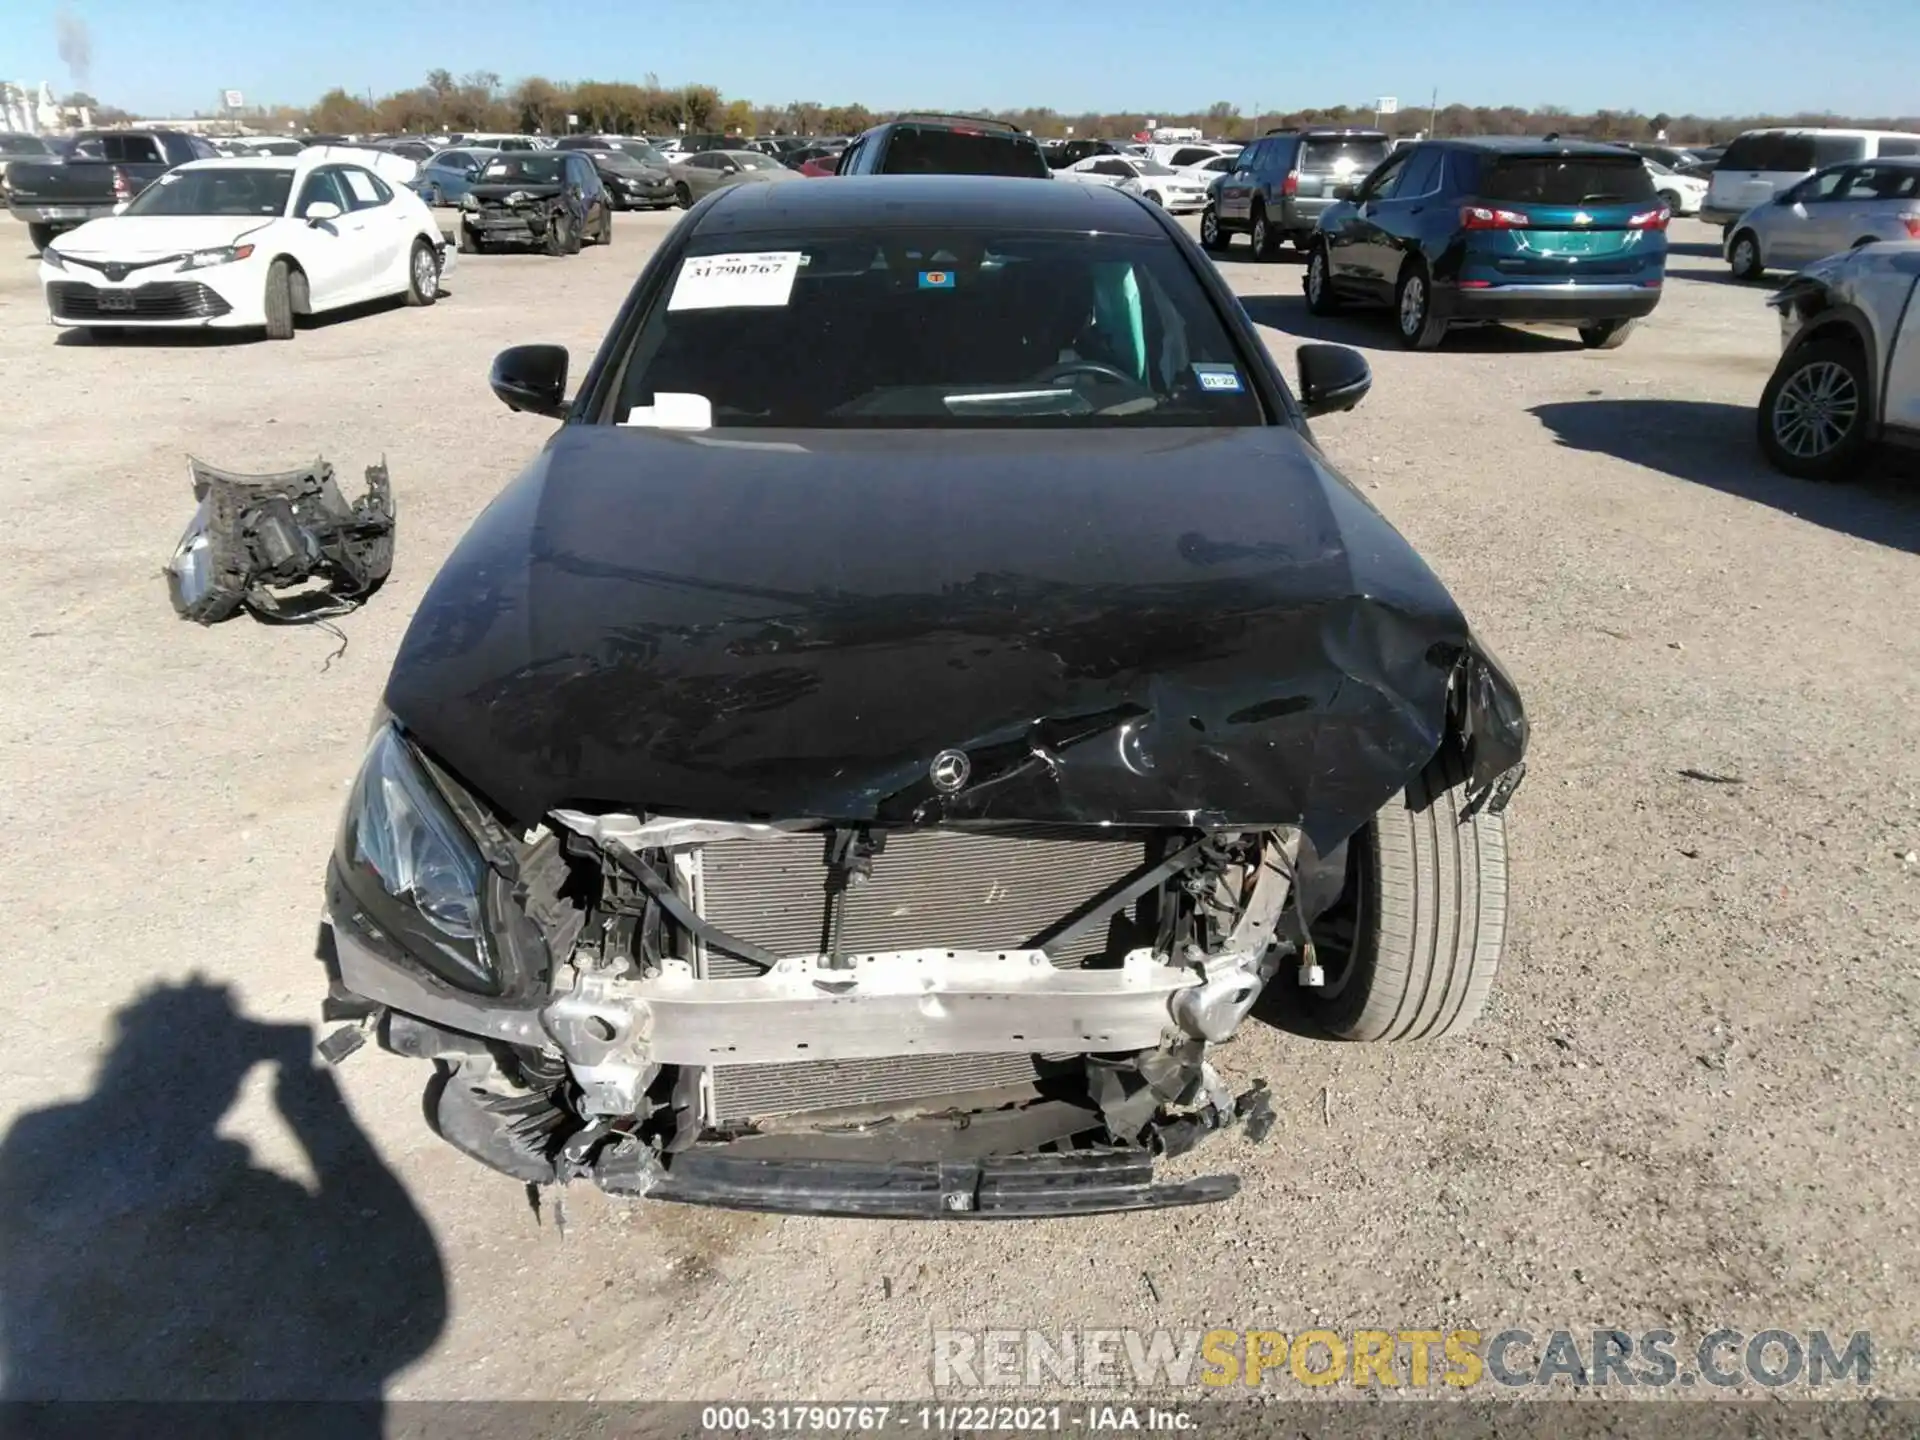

1772,165,1850,265
1326,150,1409,295
285,168,360,311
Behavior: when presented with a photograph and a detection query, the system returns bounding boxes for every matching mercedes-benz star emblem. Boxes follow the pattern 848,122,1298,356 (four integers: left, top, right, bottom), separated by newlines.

929,749,971,794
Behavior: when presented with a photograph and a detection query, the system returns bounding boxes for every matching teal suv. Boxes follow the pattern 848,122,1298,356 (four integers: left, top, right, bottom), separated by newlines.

1305,137,1670,349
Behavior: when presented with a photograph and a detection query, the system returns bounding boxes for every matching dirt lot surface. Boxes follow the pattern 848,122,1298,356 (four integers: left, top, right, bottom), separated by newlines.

2,208,1917,1405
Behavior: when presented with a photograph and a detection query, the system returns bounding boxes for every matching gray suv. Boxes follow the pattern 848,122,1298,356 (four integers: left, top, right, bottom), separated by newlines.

1201,128,1392,257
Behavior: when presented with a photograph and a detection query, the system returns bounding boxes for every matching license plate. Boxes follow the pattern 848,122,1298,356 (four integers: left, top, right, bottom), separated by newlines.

42,206,86,220
96,292,136,312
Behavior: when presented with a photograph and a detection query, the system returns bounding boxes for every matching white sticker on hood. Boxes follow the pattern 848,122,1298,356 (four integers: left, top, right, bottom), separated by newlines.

668,251,802,311
621,392,713,429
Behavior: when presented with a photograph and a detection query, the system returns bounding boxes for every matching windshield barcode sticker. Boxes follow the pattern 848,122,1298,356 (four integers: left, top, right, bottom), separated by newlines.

668,251,804,311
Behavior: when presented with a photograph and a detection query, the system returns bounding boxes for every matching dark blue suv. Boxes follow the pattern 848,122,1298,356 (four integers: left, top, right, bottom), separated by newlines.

1306,138,1670,350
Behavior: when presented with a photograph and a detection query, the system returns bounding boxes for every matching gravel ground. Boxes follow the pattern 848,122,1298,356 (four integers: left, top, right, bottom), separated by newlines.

1,208,1917,1407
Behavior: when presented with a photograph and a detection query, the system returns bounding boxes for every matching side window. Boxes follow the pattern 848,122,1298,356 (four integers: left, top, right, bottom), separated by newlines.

296,168,349,216
1799,166,1852,201
1395,146,1444,198
188,137,220,160
339,167,386,210
1092,159,1133,178
1261,141,1294,177
1359,151,1410,200
1234,141,1263,173
1718,134,1770,171
1877,138,1920,158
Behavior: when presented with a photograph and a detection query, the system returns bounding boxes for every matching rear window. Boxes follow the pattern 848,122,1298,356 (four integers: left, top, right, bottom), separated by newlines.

1477,155,1654,205
610,229,1263,429
93,134,163,164
1875,138,1920,158
881,126,1051,179
1718,133,1774,170
1300,136,1389,174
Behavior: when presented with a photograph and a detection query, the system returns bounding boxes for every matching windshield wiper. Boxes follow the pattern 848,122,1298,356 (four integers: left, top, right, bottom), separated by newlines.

1577,193,1629,203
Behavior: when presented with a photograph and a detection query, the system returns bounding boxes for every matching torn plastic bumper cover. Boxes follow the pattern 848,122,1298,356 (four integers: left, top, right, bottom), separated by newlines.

166,456,394,624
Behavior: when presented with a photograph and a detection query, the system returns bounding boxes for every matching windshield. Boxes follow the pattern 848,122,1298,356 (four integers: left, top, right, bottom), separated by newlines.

592,151,646,173
479,154,564,184
123,166,295,217
732,153,782,171
609,228,1265,428
616,140,668,165
0,134,51,156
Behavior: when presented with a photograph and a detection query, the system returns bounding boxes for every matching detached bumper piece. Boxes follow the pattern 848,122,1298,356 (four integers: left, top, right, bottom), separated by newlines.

640,1148,1240,1219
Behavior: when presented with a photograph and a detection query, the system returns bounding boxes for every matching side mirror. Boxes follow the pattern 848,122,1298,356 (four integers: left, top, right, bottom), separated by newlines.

304,200,342,223
721,160,739,173
490,343,570,418
1296,343,1371,418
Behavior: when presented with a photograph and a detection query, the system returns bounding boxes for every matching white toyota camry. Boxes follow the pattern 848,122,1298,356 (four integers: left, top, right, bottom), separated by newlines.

38,154,454,339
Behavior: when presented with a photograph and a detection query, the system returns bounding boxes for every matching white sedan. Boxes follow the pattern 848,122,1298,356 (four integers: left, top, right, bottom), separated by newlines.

1059,156,1212,212
38,154,453,339
1646,159,1707,217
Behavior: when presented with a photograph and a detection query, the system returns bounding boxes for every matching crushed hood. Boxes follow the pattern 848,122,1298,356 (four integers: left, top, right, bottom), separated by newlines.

469,182,563,204
386,425,1526,848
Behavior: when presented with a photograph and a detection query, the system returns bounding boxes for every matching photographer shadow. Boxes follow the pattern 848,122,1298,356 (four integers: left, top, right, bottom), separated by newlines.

0,979,447,1416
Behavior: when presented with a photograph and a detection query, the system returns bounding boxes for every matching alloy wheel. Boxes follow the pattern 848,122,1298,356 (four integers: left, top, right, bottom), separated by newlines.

412,244,437,297
1771,361,1860,459
1400,275,1426,334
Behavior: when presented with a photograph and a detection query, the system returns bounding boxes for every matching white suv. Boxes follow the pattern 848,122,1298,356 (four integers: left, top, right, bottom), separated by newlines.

1758,241,1920,479
1704,127,1920,229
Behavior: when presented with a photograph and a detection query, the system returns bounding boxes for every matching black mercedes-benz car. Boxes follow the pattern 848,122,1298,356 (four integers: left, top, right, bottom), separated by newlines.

324,176,1528,1218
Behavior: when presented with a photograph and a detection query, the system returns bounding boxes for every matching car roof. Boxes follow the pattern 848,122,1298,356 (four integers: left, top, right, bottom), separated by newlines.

174,156,302,172
693,174,1163,237
1443,135,1653,158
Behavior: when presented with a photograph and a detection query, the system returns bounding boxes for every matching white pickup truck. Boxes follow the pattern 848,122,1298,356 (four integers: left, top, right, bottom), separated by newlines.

1759,241,1920,479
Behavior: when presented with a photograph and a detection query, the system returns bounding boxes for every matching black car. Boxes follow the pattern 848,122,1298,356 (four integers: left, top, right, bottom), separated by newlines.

457,150,613,254
1041,138,1122,170
323,176,1527,1219
580,148,674,210
836,114,1052,178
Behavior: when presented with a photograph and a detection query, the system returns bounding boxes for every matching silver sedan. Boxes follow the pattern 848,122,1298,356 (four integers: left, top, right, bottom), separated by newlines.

667,150,800,208
1727,157,1920,280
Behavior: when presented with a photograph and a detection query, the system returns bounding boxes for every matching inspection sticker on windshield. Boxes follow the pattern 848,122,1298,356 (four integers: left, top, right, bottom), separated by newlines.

1193,363,1245,393
668,251,804,311
918,269,956,289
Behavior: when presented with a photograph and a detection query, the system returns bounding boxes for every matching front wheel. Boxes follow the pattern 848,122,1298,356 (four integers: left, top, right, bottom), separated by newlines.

27,222,57,254
1758,337,1871,482
544,212,574,257
1144,190,1163,207
1394,264,1447,350
404,238,438,306
1728,229,1764,281
1657,189,1682,213
1305,752,1509,1041
1578,318,1634,349
1305,244,1341,314
1199,205,1228,252
263,259,295,340
674,182,693,209
457,223,478,255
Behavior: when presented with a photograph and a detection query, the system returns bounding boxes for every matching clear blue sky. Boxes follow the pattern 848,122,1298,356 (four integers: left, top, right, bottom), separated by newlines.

11,0,1917,119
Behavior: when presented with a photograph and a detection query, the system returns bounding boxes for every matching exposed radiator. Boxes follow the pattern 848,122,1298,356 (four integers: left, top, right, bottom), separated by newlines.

695,827,1152,1124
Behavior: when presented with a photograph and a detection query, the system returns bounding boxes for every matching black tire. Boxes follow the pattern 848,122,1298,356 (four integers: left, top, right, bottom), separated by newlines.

1728,228,1764,281
1305,243,1341,315
1657,189,1682,213
1578,318,1634,349
428,184,445,207
1144,190,1163,207
263,259,295,340
1757,336,1872,482
1250,204,1276,260
1306,752,1508,1042
457,222,478,255
598,207,614,244
1394,263,1448,350
1199,205,1229,252
27,222,57,254
544,212,573,257
674,181,693,209
404,238,438,306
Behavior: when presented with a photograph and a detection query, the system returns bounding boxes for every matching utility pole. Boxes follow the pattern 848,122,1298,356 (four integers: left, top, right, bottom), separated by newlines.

1429,86,1439,138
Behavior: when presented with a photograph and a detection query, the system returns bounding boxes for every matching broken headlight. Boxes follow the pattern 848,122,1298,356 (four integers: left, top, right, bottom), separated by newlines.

338,725,495,993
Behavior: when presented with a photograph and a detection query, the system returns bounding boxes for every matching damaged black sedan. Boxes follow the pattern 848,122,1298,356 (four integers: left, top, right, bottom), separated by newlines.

324,176,1527,1218
457,150,613,255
